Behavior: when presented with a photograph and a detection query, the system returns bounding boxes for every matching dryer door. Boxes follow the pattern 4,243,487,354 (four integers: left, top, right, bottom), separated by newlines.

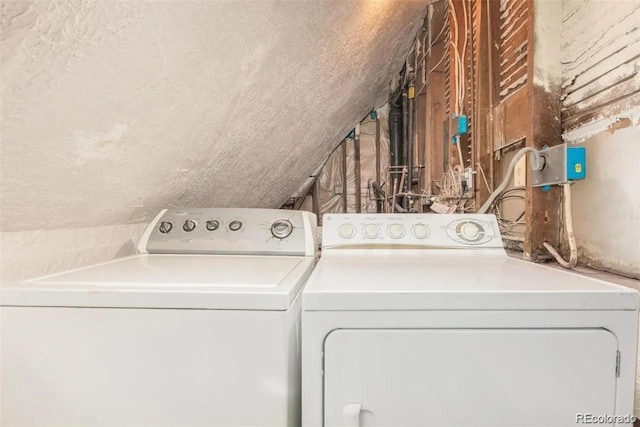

323,329,617,427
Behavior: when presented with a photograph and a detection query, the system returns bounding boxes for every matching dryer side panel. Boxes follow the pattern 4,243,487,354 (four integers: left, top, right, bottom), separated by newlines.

323,328,618,427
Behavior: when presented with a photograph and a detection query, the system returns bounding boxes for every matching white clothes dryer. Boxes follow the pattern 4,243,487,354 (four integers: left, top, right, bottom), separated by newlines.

302,213,638,427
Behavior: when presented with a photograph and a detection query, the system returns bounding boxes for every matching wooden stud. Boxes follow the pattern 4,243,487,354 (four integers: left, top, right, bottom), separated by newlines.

524,0,563,261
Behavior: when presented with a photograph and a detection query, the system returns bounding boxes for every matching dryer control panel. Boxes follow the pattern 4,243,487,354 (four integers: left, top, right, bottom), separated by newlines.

139,208,317,256
322,213,502,249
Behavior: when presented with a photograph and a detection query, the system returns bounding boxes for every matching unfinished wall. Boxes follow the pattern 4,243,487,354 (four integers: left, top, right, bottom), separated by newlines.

561,0,640,279
0,0,427,281
301,105,390,216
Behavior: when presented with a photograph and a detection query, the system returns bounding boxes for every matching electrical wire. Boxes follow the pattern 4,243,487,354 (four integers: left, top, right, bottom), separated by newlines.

490,186,526,238
480,152,578,268
426,165,475,213
448,0,469,116
448,0,459,115
456,137,464,167
415,44,449,96
543,183,578,269
430,11,449,49
475,162,492,193
478,147,541,214
415,3,452,96
458,0,468,114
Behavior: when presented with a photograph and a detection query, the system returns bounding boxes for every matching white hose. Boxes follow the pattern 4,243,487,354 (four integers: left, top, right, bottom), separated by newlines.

477,147,540,214
543,183,578,269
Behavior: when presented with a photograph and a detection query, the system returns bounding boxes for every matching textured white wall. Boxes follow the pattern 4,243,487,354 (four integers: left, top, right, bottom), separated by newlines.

561,0,640,279
0,0,426,281
569,127,640,279
561,0,640,414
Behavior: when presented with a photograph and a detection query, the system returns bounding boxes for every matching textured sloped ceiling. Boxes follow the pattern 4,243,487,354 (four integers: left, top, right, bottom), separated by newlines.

1,0,426,231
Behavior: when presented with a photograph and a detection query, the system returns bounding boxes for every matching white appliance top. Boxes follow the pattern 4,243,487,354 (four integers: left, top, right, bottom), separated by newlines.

302,213,638,311
3,255,316,310
3,208,318,310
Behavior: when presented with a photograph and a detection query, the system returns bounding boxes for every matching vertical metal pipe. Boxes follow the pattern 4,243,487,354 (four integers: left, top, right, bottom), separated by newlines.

401,90,409,209
407,81,415,211
354,134,361,213
341,139,348,213
375,116,382,213
311,177,321,225
389,98,403,196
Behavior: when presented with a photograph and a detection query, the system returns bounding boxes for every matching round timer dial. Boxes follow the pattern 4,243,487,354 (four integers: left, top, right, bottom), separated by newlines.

271,219,294,239
455,221,485,242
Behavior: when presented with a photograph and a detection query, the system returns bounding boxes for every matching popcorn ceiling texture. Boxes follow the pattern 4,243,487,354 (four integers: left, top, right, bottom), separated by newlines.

0,0,426,232
0,0,426,280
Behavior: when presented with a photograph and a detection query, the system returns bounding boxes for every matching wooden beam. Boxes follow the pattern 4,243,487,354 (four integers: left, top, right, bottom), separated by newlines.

492,86,529,150
487,0,501,195
424,1,448,192
524,0,563,261
416,93,427,193
447,0,464,167
472,0,495,205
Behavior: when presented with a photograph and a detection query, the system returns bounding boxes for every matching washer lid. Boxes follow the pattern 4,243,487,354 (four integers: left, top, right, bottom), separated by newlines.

2,254,317,310
302,252,638,311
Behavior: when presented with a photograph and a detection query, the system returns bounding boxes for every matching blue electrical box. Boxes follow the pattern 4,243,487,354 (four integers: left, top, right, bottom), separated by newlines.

451,115,468,145
531,143,586,187
566,146,586,181
452,114,468,136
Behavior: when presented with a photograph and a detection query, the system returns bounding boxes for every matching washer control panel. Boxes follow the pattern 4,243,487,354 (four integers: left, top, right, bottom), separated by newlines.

139,208,317,256
322,214,502,249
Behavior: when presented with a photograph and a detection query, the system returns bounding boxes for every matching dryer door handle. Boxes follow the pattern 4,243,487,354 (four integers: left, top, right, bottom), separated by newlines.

342,403,362,426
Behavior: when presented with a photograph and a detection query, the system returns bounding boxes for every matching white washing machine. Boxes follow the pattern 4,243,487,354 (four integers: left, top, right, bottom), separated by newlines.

2,208,317,427
302,213,639,427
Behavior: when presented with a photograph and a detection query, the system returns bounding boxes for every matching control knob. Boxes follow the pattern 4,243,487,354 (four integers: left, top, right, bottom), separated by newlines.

412,224,430,239
337,223,356,239
387,223,406,239
362,223,381,239
229,220,243,231
206,220,220,231
183,219,197,232
158,221,173,234
271,219,294,239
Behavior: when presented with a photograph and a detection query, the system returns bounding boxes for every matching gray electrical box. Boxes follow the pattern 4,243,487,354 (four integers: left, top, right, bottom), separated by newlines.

531,143,586,187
